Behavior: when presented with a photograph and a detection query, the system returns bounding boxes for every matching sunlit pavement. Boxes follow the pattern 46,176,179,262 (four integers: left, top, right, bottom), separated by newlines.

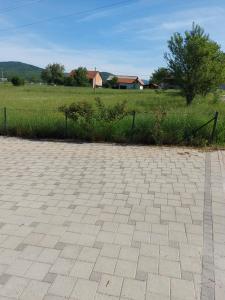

0,137,224,300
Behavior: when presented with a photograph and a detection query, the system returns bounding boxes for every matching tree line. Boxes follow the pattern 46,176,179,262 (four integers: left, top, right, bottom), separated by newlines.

41,66,91,87
41,65,119,88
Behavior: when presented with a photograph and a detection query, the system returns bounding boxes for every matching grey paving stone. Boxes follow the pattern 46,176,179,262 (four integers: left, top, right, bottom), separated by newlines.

0,137,222,300
29,222,40,228
90,271,102,282
135,271,148,281
43,272,57,283
0,222,6,229
182,271,194,281
93,241,104,249
54,242,67,250
15,243,27,251
0,274,11,285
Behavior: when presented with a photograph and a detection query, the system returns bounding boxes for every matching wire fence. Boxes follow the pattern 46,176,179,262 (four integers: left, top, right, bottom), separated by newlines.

0,106,220,145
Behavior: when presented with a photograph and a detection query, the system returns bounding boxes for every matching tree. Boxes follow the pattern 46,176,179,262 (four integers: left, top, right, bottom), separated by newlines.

11,76,24,86
150,68,171,85
108,76,118,88
41,63,65,85
71,67,90,87
64,76,75,86
165,23,225,105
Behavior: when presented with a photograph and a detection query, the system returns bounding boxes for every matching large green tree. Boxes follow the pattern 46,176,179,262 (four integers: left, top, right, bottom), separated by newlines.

108,76,118,88
71,67,90,87
165,24,225,105
41,63,65,85
150,68,172,85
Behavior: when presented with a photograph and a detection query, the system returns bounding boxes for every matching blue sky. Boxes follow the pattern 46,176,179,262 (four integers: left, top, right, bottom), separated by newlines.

0,0,225,78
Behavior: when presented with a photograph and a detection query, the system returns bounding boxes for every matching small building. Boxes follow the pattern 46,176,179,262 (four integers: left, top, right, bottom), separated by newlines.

0,77,8,83
142,80,159,89
107,75,144,90
69,70,103,88
147,83,159,89
87,71,103,88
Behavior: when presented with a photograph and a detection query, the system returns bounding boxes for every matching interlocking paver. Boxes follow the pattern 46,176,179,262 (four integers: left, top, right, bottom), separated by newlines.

71,278,98,300
171,278,196,300
0,276,28,298
25,262,51,280
159,259,181,278
147,274,170,297
0,137,225,300
100,244,120,258
70,260,94,279
20,280,50,300
6,259,32,276
94,256,117,275
78,246,100,262
98,274,123,297
121,278,146,300
115,259,137,278
50,257,74,275
38,248,60,264
48,275,76,297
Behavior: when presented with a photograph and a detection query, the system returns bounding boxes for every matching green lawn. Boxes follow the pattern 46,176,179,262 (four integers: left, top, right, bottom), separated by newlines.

0,83,224,145
0,84,184,111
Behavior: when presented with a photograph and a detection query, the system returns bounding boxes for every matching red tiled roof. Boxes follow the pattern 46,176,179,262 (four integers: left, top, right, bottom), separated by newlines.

86,71,98,80
117,77,137,84
116,76,144,86
69,70,99,80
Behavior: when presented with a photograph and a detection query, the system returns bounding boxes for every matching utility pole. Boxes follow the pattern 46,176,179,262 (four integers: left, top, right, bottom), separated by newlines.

94,67,96,94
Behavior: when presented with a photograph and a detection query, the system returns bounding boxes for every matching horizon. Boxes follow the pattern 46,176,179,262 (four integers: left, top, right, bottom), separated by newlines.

0,0,225,79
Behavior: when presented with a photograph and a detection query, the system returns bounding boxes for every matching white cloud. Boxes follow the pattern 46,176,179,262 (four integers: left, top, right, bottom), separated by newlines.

115,6,225,46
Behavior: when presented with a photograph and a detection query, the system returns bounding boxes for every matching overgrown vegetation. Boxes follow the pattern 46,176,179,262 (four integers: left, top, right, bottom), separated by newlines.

41,63,65,85
165,24,225,105
0,84,224,146
69,67,90,87
11,76,25,86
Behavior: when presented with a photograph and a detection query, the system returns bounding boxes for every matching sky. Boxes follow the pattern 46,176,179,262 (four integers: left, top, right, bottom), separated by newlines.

0,0,225,78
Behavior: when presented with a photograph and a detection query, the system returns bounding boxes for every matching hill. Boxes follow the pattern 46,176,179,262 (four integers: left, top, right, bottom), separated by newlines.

0,61,114,83
0,61,43,82
100,71,114,83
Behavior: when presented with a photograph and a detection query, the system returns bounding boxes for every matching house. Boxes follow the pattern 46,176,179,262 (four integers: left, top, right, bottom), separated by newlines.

0,77,8,83
70,70,103,88
86,71,103,88
107,75,144,90
142,79,159,89
144,82,159,89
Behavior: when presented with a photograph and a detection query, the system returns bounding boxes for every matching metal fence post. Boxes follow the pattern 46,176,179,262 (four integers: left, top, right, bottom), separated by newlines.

210,111,219,143
131,110,136,131
65,112,68,138
130,111,136,142
3,107,7,135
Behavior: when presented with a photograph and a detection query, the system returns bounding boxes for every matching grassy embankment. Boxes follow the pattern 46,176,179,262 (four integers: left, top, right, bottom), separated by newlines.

0,84,224,145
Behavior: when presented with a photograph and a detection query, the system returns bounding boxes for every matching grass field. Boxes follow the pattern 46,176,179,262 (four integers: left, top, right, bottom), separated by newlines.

0,84,225,145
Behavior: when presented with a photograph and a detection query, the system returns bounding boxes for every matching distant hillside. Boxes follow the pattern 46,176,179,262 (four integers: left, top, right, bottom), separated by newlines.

0,62,114,83
0,61,43,81
100,72,114,83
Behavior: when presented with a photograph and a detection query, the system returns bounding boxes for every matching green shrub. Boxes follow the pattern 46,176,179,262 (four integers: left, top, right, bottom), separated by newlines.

59,101,94,122
95,97,128,121
64,76,75,87
11,76,25,86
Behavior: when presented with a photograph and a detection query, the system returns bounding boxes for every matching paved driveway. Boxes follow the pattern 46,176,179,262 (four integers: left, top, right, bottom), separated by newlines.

0,137,224,300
